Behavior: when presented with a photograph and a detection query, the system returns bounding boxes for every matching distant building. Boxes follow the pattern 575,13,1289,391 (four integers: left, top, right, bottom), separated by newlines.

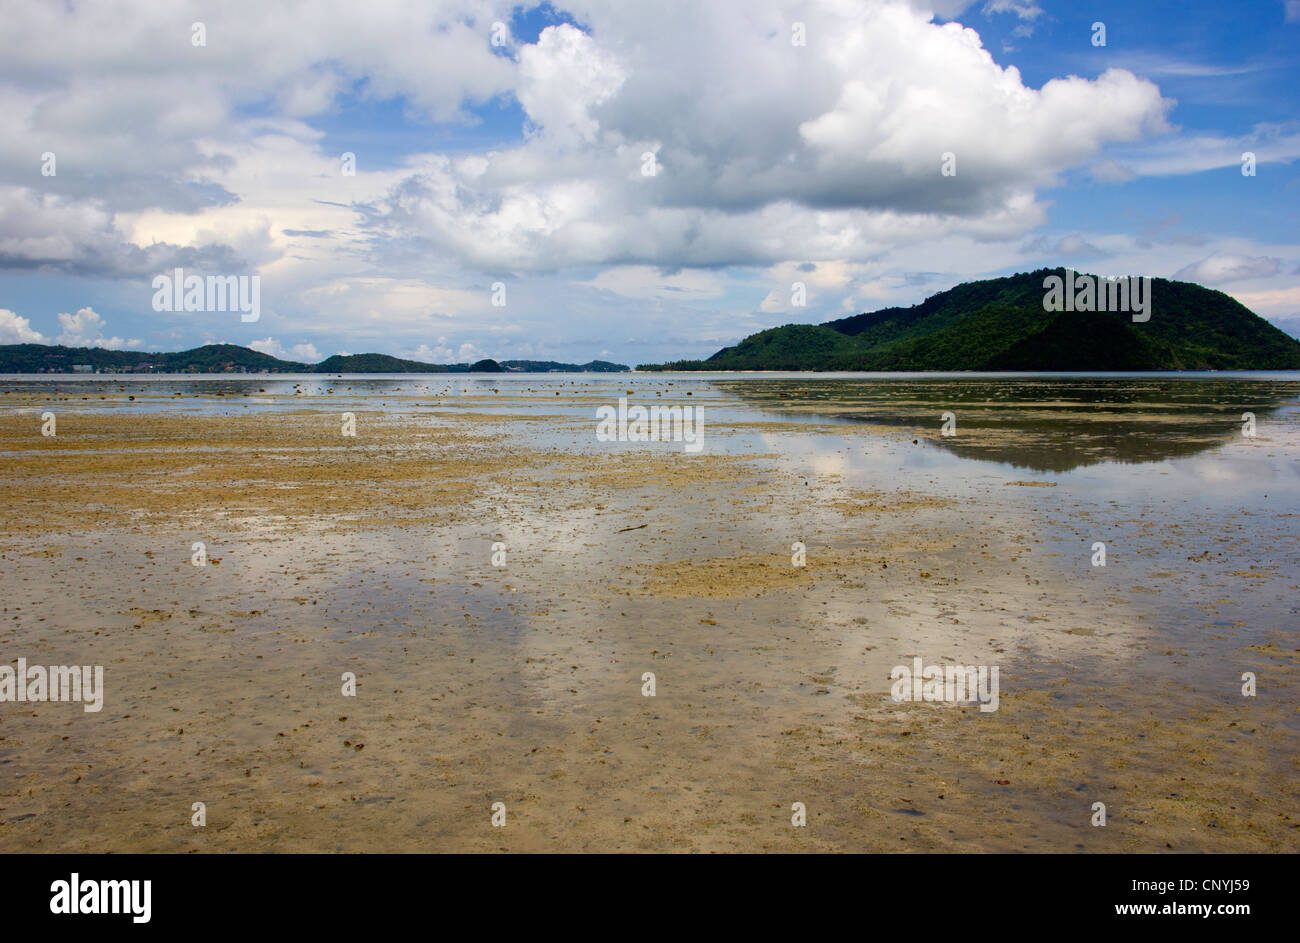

71,364,94,373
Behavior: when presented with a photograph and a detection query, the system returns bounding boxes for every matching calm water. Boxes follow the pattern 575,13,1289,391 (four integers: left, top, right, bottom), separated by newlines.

10,371,1296,621
7,369,1300,470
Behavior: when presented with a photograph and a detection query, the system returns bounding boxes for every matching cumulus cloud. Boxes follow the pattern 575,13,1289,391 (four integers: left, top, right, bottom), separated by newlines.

0,2,1174,284
402,342,455,363
0,0,518,282
0,186,248,277
1175,254,1282,284
249,338,320,362
0,308,45,343
54,307,138,348
361,1,1171,273
0,1,516,207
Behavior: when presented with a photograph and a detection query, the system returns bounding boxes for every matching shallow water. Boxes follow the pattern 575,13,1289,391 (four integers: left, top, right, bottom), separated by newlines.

1,372,1297,851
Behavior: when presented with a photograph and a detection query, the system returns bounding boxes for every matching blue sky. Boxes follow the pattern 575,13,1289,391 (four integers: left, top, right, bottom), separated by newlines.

1,0,1297,366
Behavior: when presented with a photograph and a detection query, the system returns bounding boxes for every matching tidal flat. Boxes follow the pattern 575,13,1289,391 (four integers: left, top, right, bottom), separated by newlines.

0,372,1297,852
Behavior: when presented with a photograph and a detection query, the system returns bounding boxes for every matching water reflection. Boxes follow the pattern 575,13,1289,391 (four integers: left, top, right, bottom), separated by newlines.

713,376,1300,473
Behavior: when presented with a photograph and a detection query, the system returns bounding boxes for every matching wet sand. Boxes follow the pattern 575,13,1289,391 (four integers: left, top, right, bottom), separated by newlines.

0,377,1296,852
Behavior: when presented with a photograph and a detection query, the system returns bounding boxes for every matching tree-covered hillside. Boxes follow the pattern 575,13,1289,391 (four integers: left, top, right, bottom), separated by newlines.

640,269,1300,371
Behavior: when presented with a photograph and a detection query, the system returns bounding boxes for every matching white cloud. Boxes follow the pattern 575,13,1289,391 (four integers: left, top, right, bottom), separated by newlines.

0,0,519,280
402,341,455,363
982,1,1043,23
1227,285,1300,318
248,337,320,362
0,308,45,343
55,307,137,348
758,260,864,313
363,2,1171,273
1174,254,1282,284
1087,124,1300,180
577,266,725,300
517,25,625,146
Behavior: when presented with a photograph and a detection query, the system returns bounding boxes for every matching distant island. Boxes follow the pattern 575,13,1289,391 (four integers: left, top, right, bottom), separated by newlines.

639,268,1300,371
0,343,630,374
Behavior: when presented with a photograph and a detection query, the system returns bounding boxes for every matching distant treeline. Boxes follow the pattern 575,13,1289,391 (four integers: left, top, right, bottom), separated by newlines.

0,343,630,374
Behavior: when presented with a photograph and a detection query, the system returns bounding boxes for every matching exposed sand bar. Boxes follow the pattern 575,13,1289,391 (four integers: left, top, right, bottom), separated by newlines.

0,377,1296,852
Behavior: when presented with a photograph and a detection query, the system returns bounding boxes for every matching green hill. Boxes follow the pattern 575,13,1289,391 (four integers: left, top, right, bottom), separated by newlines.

313,353,449,373
0,344,631,374
501,359,629,373
0,342,309,373
640,268,1300,371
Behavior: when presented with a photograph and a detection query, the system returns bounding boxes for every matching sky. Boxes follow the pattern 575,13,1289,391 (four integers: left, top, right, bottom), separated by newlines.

0,0,1298,366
